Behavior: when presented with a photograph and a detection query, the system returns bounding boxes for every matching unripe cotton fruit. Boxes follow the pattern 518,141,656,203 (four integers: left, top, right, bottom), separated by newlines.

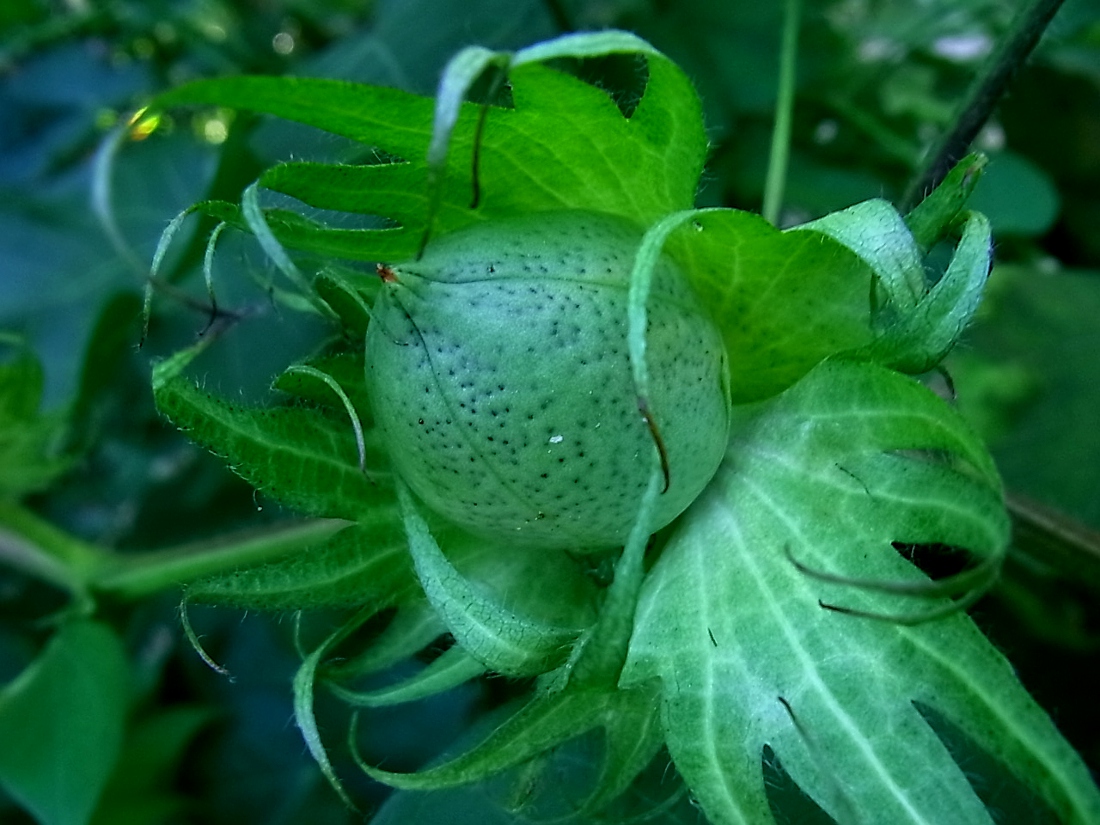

365,210,731,551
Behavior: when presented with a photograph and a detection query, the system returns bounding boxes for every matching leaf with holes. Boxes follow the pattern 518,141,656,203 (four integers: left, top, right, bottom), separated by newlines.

620,359,1098,825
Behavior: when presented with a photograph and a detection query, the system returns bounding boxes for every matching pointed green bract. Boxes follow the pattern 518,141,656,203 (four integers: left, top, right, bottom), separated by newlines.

153,345,390,521
357,680,663,798
906,152,989,252
293,609,371,812
185,521,411,610
325,602,444,680
795,199,994,375
329,646,486,708
396,481,588,677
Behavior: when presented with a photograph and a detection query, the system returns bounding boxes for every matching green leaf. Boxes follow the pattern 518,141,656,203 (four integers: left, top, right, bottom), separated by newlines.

311,269,378,342
795,199,925,314
91,706,213,825
185,519,413,610
293,609,371,812
271,347,374,423
0,351,71,498
868,211,993,373
968,151,1060,237
796,202,993,374
395,481,588,677
152,345,390,521
905,153,988,252
325,601,445,680
65,292,143,457
328,645,486,708
621,360,1099,825
0,621,129,825
151,31,707,262
658,209,876,403
359,680,662,795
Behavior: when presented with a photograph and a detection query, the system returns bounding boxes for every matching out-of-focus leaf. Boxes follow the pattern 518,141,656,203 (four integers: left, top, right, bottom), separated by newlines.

969,151,1061,237
90,706,213,825
955,265,1100,528
0,621,129,825
0,351,71,497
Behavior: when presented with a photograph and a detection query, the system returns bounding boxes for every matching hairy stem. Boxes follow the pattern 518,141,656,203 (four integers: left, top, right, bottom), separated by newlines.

93,519,347,600
763,0,801,225
901,0,1066,211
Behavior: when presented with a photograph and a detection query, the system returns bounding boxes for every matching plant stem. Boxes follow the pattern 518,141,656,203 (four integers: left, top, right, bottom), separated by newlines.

0,501,106,595
762,0,801,226
901,0,1066,211
92,518,347,600
0,500,347,602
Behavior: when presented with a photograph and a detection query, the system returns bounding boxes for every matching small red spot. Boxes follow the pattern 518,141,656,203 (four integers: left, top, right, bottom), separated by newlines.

376,263,398,283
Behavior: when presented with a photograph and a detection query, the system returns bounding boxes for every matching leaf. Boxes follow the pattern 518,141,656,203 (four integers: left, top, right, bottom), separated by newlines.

325,601,445,680
395,480,588,678
152,345,391,521
905,153,988,252
150,30,708,262
869,211,992,373
968,151,1061,237
328,645,486,708
293,610,371,812
185,520,413,610
794,199,925,314
90,706,213,825
67,292,143,455
0,351,72,498
656,209,877,403
0,621,129,825
359,681,662,795
621,360,1100,825
796,201,993,374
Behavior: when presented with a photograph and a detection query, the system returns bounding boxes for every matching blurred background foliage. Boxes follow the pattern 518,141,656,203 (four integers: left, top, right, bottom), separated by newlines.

1,0,1099,823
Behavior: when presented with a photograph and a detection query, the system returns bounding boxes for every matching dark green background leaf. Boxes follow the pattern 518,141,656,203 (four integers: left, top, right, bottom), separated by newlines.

0,621,130,825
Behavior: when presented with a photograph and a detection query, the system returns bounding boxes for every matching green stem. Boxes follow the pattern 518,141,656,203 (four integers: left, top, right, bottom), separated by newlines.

92,518,347,600
0,500,346,602
762,0,801,226
0,500,106,596
901,0,1066,211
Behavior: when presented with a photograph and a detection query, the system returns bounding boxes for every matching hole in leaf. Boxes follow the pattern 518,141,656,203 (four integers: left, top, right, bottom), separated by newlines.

545,53,649,118
891,540,974,581
913,702,1062,824
762,745,837,825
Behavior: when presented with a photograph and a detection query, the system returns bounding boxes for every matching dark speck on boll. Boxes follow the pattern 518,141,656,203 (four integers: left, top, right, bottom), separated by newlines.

363,210,731,552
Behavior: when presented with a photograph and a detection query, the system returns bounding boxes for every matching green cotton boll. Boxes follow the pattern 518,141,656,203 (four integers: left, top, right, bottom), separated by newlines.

365,210,731,551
